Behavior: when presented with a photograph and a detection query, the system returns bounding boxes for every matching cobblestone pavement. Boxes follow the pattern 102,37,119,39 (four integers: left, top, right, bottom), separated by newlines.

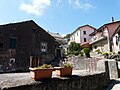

104,78,120,90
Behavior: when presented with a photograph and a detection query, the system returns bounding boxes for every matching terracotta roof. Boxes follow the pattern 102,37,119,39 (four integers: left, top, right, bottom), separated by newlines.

97,21,120,31
89,21,120,36
112,24,120,37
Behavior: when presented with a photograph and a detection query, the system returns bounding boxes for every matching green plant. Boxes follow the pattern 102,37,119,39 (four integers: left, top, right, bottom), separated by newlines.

78,52,84,57
64,62,73,67
68,42,82,56
102,52,109,58
34,64,51,69
83,48,90,58
59,62,73,68
95,49,101,54
108,52,113,55
102,52,108,55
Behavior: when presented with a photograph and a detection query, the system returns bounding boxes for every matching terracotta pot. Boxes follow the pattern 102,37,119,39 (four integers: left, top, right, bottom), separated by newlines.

55,67,72,77
29,68,53,80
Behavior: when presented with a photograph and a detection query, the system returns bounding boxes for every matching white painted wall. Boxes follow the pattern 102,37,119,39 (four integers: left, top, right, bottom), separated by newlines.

113,33,120,53
69,25,95,45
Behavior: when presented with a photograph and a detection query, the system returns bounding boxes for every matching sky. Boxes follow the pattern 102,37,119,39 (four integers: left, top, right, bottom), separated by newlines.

0,0,120,36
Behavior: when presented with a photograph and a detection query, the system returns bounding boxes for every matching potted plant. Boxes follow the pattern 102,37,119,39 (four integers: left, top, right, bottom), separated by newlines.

55,62,73,77
29,64,53,81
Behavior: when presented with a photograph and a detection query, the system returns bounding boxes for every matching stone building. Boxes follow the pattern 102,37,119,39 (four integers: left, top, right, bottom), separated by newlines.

0,20,59,72
49,32,67,57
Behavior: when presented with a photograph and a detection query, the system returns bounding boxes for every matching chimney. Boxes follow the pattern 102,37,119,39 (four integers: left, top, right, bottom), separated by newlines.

112,17,115,22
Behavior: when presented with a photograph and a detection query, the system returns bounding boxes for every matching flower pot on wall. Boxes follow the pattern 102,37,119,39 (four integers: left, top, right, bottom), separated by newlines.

55,67,72,77
29,68,53,80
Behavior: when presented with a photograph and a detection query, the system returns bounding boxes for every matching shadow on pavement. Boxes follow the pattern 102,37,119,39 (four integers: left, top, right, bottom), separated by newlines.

104,79,120,90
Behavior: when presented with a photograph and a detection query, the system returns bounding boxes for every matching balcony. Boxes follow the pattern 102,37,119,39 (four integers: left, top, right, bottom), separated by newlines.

90,36,107,44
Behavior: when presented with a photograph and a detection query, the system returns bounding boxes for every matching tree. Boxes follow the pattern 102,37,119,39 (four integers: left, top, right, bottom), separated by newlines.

68,42,82,55
64,34,71,42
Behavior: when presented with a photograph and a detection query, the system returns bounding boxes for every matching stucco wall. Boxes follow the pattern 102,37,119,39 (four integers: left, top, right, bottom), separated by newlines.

92,40,108,52
69,25,95,45
112,33,120,53
80,26,94,45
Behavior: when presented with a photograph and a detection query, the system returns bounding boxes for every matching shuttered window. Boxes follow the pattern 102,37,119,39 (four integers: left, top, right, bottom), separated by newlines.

9,38,16,49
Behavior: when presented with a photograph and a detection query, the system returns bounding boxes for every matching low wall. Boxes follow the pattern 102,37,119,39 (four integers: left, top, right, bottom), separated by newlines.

0,72,109,90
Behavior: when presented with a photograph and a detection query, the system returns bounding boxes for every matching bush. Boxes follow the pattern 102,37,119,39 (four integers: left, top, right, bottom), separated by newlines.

83,48,90,58
68,42,82,56
74,51,80,55
78,52,84,57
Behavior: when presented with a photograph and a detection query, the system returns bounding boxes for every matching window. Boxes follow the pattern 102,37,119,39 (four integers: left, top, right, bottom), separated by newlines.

84,38,86,42
41,42,47,52
0,43,3,51
94,45,97,49
9,38,16,49
83,31,86,35
77,32,78,36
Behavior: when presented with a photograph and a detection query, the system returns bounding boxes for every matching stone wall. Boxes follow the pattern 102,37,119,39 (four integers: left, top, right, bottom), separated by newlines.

0,20,59,72
0,72,109,90
67,56,99,71
97,59,119,79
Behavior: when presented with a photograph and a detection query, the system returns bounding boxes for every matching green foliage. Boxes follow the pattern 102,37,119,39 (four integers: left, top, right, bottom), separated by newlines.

102,52,108,55
63,34,71,42
83,48,90,57
102,52,113,58
95,49,101,54
68,42,82,55
64,34,70,40
59,62,73,67
35,64,51,69
64,62,73,67
102,52,109,58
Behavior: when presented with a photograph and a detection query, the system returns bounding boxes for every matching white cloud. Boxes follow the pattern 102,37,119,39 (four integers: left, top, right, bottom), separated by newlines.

20,0,51,16
68,0,93,10
57,0,62,4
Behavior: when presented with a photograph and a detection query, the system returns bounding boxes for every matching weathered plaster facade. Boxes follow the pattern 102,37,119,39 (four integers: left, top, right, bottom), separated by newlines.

90,21,120,52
